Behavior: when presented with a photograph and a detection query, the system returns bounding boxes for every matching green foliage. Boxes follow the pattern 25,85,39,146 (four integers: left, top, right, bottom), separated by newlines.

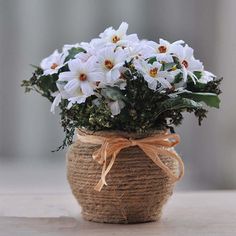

21,67,58,102
101,86,127,101
187,78,223,95
179,91,220,108
64,47,86,62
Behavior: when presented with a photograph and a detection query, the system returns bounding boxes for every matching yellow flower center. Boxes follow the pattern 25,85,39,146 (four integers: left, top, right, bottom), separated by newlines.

149,68,158,77
172,65,177,71
112,35,120,43
50,63,58,69
79,73,87,81
158,46,167,53
182,60,189,68
104,60,114,70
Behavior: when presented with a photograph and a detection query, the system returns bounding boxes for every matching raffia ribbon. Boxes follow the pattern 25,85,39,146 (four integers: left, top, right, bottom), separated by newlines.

77,130,184,192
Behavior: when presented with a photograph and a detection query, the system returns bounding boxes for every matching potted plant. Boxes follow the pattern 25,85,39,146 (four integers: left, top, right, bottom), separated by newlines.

22,22,222,224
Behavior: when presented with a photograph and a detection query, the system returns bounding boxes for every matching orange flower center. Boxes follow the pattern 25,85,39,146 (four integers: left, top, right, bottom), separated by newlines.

50,63,58,69
158,46,167,53
112,35,120,43
182,60,189,68
149,68,158,77
104,60,114,70
79,73,87,81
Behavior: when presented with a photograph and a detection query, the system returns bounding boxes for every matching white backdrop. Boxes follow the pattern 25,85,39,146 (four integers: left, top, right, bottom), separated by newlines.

0,0,235,191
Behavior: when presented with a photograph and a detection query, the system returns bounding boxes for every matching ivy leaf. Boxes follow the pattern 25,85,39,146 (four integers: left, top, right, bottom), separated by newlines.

179,91,220,108
64,47,86,62
30,64,43,75
38,74,58,93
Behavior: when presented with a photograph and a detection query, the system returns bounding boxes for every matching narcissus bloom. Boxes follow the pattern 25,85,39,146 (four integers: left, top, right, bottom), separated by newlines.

98,22,139,47
59,57,104,96
171,44,203,82
135,60,172,90
40,50,65,75
96,46,129,86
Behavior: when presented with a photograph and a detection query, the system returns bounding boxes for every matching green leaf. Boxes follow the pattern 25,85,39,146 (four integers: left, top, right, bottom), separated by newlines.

30,64,41,70
155,97,203,118
64,47,86,62
30,64,43,75
179,91,220,108
162,62,176,71
173,72,183,84
38,74,58,93
56,80,67,86
101,86,127,101
186,78,223,95
147,57,157,64
193,71,202,79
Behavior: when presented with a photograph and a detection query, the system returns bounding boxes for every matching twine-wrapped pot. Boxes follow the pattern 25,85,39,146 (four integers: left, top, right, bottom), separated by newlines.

67,129,184,224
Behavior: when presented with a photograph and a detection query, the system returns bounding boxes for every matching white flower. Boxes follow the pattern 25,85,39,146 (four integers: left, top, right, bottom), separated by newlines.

50,91,62,113
96,46,128,86
171,44,203,82
50,77,87,113
50,81,69,114
59,57,104,96
198,70,215,84
123,40,151,61
148,38,184,53
135,60,173,90
144,38,184,61
74,41,98,62
99,22,139,47
40,50,65,75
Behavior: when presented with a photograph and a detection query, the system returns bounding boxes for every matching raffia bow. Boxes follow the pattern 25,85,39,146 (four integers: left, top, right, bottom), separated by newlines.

77,130,184,191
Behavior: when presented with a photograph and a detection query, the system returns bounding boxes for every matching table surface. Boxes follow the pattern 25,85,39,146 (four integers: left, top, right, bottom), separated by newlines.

1,191,236,236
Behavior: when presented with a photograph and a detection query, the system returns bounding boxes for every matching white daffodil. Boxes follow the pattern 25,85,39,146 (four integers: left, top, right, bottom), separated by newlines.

171,44,203,82
144,38,184,61
50,77,88,113
123,40,151,61
74,41,100,62
98,22,139,47
198,70,215,84
59,57,104,96
147,38,184,54
97,46,128,86
40,50,65,75
50,80,69,113
135,60,172,90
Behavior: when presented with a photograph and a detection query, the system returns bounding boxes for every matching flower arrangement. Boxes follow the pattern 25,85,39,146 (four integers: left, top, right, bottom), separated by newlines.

22,22,222,150
22,22,222,224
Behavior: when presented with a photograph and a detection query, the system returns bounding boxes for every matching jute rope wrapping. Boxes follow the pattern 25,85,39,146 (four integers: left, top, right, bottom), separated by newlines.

67,129,184,224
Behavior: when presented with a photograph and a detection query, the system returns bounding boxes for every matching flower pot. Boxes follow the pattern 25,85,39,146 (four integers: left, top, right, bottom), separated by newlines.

66,129,183,224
